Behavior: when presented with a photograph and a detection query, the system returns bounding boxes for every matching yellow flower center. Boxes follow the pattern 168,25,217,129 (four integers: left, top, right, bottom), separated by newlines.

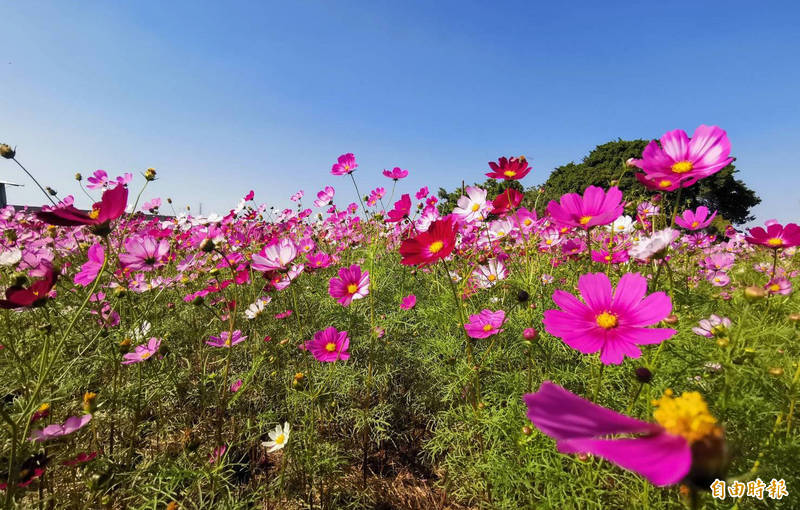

429,240,444,253
471,203,480,212
524,219,532,226
579,216,592,225
37,403,50,413
767,238,783,247
497,231,505,237
325,342,337,352
141,351,152,359
503,170,517,177
347,283,359,294
482,324,493,332
595,312,618,329
88,208,100,219
671,160,694,174
604,255,612,262
275,433,285,444
659,180,673,188
487,274,496,281
770,284,781,292
691,221,699,228
344,164,350,170
652,390,717,443
225,339,231,346
545,239,552,245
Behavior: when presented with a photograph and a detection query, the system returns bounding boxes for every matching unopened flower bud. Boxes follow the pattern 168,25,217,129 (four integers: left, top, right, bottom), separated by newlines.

167,197,172,204
768,367,784,376
635,367,653,383
625,157,636,168
609,180,619,187
663,314,679,325
716,337,729,347
144,167,157,181
788,313,800,322
477,402,485,410
199,238,215,253
517,290,530,302
74,173,82,181
0,144,15,159
45,186,57,196
523,328,538,341
521,425,532,435
83,391,98,414
744,285,766,300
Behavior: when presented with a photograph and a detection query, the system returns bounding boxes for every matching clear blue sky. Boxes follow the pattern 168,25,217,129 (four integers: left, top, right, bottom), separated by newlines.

2,1,799,224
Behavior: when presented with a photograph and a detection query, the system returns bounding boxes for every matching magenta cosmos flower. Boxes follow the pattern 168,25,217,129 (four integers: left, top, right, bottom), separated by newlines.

382,167,409,180
331,153,357,176
524,382,723,486
304,327,350,362
464,309,506,339
251,238,298,272
328,264,369,306
119,235,170,272
400,294,416,310
74,244,105,286
206,330,247,348
674,206,717,231
36,184,128,233
486,156,531,180
122,337,162,364
30,414,92,442
385,194,411,223
546,186,623,230
745,222,800,249
543,273,676,365
630,125,733,190
314,186,335,208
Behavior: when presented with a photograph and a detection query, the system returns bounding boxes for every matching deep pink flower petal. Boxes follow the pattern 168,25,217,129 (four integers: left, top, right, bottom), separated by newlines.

577,273,612,311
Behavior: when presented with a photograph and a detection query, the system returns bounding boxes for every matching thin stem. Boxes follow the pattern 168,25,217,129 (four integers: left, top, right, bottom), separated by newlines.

348,172,367,216
11,157,56,205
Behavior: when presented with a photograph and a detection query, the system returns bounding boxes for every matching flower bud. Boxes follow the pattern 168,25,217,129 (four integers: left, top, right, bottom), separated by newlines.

716,337,729,347
517,290,530,302
144,167,157,181
0,144,15,159
788,313,800,322
167,197,172,204
74,173,82,181
199,238,215,253
609,179,619,186
83,391,98,414
624,158,636,168
523,328,538,341
744,285,766,300
45,186,57,196
477,402,485,410
113,287,127,298
768,367,784,376
521,426,532,435
635,367,653,383
663,314,679,325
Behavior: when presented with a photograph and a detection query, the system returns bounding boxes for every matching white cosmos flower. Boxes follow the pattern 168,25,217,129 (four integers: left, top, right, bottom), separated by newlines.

262,422,290,452
628,228,679,261
131,321,152,342
0,248,22,266
608,215,634,234
245,296,271,320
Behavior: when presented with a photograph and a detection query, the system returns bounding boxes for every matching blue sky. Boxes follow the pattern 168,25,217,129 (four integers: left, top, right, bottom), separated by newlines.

2,1,798,223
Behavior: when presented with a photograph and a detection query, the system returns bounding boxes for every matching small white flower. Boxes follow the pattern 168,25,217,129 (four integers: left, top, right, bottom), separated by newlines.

0,248,22,266
262,422,290,452
244,296,271,320
131,321,152,342
628,228,678,261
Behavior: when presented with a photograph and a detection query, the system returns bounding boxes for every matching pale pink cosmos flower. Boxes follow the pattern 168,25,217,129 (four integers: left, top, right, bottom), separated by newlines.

543,273,676,365
464,309,506,339
206,330,247,348
473,259,508,288
74,244,105,286
86,170,110,190
122,338,162,364
400,294,417,310
314,186,335,207
30,414,92,442
628,229,679,261
692,314,731,338
765,277,792,295
304,327,350,362
119,235,170,272
328,264,369,306
290,190,304,202
452,186,490,223
251,238,298,272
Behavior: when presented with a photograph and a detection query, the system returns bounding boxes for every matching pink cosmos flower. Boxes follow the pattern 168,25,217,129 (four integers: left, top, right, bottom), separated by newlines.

304,327,350,362
765,277,792,295
486,156,531,180
491,189,523,216
251,238,298,272
119,235,170,272
275,310,292,319
674,206,717,231
524,382,691,486
692,315,731,338
331,153,357,176
628,229,679,261
306,252,332,269
385,194,411,223
367,187,386,206
314,186,335,207
290,190,304,202
62,451,99,466
452,186,490,223
74,244,105,286
630,125,733,190
472,259,508,288
706,271,730,287
206,330,247,348
30,414,92,442
464,309,506,339
122,338,162,364
415,186,429,199
745,222,800,249
142,198,162,212
209,445,227,464
230,379,243,392
591,248,629,265
543,273,676,365
328,264,369,306
546,186,623,230
86,170,110,190
400,294,416,310
383,167,409,180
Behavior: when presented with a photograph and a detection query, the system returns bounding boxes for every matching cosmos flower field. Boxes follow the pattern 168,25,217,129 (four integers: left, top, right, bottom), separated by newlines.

1,126,798,509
